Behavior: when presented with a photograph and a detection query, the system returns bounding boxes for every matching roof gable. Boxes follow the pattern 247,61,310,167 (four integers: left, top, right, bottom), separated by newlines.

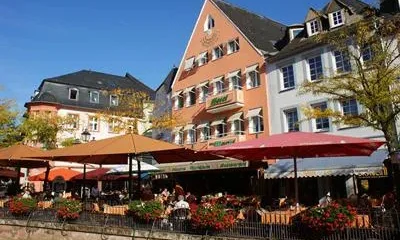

212,0,286,54
305,8,323,22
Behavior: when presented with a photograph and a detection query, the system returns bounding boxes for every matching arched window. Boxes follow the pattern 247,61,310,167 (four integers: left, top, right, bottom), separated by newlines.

204,15,215,32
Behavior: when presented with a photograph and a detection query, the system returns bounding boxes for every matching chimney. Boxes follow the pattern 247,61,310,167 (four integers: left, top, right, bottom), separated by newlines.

380,0,400,14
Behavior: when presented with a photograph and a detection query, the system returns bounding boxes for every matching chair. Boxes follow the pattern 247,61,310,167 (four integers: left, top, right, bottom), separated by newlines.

171,208,189,220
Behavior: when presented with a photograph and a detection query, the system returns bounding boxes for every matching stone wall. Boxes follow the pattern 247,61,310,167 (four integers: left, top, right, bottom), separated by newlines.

0,219,245,240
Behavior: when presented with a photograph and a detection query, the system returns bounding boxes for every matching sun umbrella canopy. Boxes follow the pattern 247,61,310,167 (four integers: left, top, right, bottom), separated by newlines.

0,168,24,178
106,162,158,174
29,168,80,181
72,168,111,181
205,132,385,160
0,144,49,168
29,133,220,164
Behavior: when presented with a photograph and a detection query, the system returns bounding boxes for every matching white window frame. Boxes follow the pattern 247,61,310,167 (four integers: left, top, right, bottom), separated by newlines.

186,128,196,144
311,102,330,132
199,126,210,142
248,114,263,134
212,45,224,60
307,19,320,36
281,65,295,90
108,118,118,133
88,116,99,132
284,108,299,132
307,55,323,81
90,91,100,103
197,52,208,67
110,95,119,107
228,71,242,90
341,99,359,117
333,50,352,73
361,45,373,63
231,119,244,135
329,10,344,28
69,88,79,101
204,15,215,32
174,93,184,110
213,122,226,138
213,79,225,95
185,88,196,107
227,38,240,54
246,68,260,89
174,131,184,145
198,84,209,103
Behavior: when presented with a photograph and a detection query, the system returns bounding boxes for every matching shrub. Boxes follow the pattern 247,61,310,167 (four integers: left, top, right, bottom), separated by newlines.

301,202,356,233
191,203,235,232
9,197,37,216
127,200,164,223
55,199,82,221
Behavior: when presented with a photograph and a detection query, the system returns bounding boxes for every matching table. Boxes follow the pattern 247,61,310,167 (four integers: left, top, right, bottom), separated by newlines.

103,205,128,215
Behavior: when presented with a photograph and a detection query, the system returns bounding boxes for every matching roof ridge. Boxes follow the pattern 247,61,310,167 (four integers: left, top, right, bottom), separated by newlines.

211,0,286,28
125,73,155,92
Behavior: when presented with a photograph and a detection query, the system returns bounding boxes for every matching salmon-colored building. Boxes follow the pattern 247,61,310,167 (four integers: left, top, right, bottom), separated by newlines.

171,0,287,152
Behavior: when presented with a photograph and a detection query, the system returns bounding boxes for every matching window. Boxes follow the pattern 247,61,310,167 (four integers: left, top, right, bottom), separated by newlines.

185,87,196,106
212,45,224,60
88,116,99,132
66,114,79,129
334,50,352,73
90,91,99,103
361,45,372,62
284,108,299,132
330,10,344,28
174,131,184,145
247,109,263,134
69,88,79,100
211,120,226,138
108,119,118,133
110,95,119,106
290,28,303,40
227,38,239,54
186,128,196,144
308,56,323,81
228,70,241,90
308,19,320,36
311,102,330,131
228,112,244,135
196,52,208,67
184,57,195,71
204,15,215,32
198,124,210,141
212,77,225,95
341,99,358,116
246,65,260,89
173,91,184,110
198,82,209,103
281,65,295,90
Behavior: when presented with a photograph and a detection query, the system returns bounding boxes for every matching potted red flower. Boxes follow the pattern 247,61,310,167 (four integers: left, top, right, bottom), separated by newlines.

301,202,356,236
190,203,235,232
126,200,164,223
9,197,37,216
55,199,82,221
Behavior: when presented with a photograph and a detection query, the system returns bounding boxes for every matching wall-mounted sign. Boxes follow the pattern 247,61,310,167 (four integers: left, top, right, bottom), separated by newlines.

209,138,236,147
158,160,249,173
210,95,229,107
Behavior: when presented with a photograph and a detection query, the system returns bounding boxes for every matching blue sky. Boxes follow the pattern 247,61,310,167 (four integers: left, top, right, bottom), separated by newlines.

0,0,338,111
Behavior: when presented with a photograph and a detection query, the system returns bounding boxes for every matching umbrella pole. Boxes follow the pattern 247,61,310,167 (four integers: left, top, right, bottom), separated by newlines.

16,167,21,190
293,157,299,208
128,154,133,200
83,164,87,201
43,165,50,192
137,157,142,199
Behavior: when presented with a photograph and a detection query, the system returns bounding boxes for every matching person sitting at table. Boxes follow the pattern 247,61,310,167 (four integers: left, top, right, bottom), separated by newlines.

174,195,189,210
319,192,332,207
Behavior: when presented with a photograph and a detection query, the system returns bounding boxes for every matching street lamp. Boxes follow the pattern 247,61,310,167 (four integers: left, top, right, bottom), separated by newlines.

80,129,91,142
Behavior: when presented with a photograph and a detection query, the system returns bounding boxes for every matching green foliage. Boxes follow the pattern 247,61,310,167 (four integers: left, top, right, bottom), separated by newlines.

191,203,236,231
55,198,82,220
299,13,400,152
0,98,22,147
60,137,77,147
9,197,38,215
127,200,164,222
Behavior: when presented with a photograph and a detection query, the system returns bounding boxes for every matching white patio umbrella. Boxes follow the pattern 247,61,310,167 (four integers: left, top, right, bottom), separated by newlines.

106,161,159,174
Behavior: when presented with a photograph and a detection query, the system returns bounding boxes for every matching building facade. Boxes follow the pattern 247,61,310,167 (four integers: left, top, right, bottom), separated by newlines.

25,70,155,145
265,0,400,203
170,0,286,152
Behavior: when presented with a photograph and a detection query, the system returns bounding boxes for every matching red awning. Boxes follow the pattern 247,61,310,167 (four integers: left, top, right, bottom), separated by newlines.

28,168,80,181
72,168,111,181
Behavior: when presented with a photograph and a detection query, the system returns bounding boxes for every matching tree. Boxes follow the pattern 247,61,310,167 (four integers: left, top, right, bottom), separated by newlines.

20,112,77,149
0,98,22,147
299,11,400,193
97,89,179,136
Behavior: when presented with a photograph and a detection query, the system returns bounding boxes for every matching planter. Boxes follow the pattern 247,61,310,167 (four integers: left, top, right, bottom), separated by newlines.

9,197,37,217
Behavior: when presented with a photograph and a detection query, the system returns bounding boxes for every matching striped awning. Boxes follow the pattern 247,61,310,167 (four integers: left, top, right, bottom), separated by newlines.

264,150,388,179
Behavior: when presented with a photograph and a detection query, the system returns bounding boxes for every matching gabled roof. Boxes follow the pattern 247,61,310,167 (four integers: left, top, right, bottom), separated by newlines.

42,70,155,99
156,67,178,94
324,0,370,14
212,0,287,54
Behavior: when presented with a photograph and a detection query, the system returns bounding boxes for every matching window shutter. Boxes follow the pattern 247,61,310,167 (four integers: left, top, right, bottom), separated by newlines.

328,13,334,28
306,22,312,37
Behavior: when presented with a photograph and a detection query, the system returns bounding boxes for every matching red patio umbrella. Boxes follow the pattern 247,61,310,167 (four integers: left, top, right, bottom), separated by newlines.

72,168,111,181
29,168,81,181
0,168,24,178
205,132,386,205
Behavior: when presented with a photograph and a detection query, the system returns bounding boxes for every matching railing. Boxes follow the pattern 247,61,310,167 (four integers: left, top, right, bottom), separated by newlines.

1,200,399,240
206,88,244,113
208,133,246,148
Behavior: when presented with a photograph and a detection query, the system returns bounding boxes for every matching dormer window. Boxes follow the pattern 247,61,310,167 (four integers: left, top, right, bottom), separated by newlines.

69,88,79,100
89,91,99,103
307,19,320,36
110,95,118,106
329,10,344,28
204,15,215,32
289,28,304,41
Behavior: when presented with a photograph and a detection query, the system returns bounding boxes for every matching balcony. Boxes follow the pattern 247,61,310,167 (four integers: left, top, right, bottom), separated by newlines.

206,89,244,114
207,134,246,148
